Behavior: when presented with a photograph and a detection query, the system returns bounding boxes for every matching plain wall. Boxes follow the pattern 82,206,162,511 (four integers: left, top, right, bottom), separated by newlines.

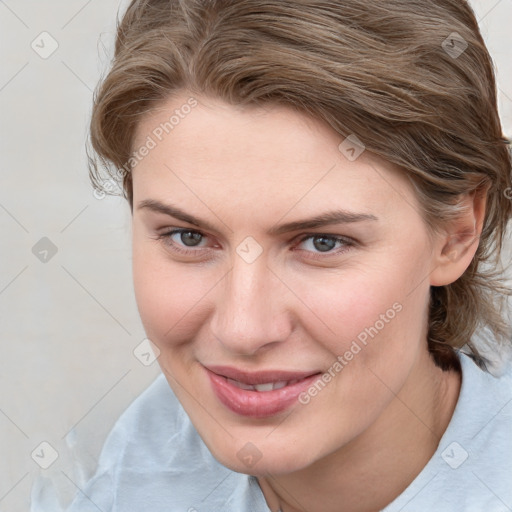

0,1,510,511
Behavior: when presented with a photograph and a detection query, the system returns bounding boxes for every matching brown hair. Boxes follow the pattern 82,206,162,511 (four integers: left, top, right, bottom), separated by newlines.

88,0,512,372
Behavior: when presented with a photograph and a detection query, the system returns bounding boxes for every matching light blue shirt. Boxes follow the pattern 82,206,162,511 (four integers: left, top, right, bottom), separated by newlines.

62,351,512,511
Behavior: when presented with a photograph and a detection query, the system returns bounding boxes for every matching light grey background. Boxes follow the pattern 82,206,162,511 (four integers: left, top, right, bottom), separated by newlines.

0,1,510,511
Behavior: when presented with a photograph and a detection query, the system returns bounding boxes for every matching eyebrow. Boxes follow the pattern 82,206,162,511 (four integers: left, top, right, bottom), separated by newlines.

137,199,378,236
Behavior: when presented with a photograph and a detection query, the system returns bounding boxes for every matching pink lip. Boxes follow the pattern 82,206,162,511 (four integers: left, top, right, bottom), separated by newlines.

204,365,322,418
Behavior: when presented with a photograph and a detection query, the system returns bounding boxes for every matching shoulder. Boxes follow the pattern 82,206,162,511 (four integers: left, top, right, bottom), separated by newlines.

456,349,512,430
92,372,232,477
434,352,512,508
454,350,512,462
384,351,512,512
65,373,262,512
94,373,186,470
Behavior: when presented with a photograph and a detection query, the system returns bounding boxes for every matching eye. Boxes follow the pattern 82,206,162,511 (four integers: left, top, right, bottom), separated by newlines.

156,228,211,256
294,234,354,259
171,230,205,247
155,228,355,261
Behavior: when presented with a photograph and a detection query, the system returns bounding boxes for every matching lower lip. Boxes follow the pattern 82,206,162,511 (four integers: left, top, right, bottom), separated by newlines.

205,368,322,418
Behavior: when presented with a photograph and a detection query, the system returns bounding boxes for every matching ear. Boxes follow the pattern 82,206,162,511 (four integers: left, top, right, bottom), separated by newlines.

429,185,488,287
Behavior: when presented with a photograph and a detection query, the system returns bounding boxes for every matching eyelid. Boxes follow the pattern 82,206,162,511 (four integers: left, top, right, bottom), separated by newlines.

292,233,355,258
157,228,354,246
157,227,212,251
156,227,356,260
294,232,354,245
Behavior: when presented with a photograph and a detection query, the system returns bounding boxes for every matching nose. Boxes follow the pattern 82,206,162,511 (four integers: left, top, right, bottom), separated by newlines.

209,253,292,356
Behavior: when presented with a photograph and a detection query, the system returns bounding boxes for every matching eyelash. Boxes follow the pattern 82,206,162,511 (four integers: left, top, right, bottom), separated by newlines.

155,228,355,261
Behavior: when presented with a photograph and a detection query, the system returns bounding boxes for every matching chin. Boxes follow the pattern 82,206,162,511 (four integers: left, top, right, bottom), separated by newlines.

221,455,308,478
205,435,320,477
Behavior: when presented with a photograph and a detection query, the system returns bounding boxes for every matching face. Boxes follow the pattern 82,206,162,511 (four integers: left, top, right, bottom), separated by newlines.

130,92,437,476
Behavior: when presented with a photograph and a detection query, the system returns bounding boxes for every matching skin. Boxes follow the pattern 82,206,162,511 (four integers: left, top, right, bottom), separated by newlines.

130,92,486,512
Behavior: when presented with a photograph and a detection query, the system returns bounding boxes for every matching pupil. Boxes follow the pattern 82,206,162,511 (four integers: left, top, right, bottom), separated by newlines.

181,231,202,246
313,236,335,252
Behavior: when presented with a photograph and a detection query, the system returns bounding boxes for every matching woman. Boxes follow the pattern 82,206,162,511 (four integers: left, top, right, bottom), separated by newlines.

65,0,512,510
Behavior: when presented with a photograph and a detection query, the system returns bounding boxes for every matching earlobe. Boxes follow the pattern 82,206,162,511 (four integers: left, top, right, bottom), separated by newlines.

429,186,488,287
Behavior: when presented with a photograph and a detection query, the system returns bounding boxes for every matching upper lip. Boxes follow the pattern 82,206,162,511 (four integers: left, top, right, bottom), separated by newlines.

205,365,321,385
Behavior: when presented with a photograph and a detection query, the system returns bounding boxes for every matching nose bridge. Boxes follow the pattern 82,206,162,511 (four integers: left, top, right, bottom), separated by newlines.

211,253,288,354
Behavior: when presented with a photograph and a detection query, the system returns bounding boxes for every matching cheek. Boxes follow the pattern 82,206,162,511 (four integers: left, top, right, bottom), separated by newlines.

282,263,428,444
290,254,428,368
132,234,212,346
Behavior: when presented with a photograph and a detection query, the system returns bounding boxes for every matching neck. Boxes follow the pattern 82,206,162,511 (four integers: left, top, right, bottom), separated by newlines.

257,349,462,512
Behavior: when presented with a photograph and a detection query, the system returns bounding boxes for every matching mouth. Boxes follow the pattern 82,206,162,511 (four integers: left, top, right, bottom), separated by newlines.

204,365,322,418
225,378,305,392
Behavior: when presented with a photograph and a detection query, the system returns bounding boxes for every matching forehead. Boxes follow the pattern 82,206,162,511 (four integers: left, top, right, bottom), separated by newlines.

131,93,417,220
134,94,337,164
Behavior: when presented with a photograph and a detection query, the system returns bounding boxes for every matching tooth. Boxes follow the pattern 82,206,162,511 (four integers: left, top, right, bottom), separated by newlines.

226,379,294,392
254,382,275,392
227,378,255,390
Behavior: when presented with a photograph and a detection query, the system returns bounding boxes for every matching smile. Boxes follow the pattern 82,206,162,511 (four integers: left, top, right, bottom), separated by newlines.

226,378,302,391
204,365,322,418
